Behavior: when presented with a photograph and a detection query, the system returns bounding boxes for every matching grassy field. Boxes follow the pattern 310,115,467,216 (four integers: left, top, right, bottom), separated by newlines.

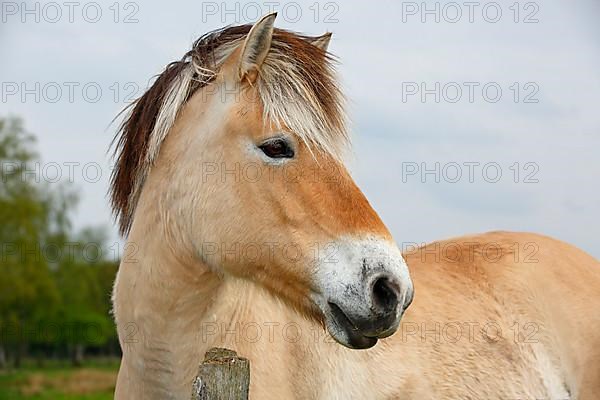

0,359,118,400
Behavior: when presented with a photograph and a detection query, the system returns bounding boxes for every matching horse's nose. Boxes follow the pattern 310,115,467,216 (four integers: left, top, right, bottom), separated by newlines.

316,238,413,348
371,276,400,316
356,273,413,338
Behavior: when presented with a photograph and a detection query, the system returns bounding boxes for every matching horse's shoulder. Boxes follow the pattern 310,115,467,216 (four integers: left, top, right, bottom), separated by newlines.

404,231,600,295
405,230,597,277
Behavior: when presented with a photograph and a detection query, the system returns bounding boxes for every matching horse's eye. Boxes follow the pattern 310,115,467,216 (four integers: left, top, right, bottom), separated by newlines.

259,138,295,159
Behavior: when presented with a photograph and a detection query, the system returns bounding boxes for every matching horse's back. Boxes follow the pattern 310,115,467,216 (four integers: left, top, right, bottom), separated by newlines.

401,231,600,399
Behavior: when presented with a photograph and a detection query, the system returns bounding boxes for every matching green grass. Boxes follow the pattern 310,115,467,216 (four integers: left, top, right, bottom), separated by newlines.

0,359,119,400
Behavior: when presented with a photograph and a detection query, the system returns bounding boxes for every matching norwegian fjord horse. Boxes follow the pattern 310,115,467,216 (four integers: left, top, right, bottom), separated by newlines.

111,13,600,399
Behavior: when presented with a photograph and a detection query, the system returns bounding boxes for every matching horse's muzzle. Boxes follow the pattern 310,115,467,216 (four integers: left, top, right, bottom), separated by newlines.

326,273,414,349
312,237,414,349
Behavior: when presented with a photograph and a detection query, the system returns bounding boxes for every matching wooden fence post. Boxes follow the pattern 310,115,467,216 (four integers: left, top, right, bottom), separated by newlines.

191,348,250,400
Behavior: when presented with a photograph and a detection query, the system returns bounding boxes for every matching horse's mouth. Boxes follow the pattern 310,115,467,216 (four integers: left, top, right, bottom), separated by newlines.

326,302,379,349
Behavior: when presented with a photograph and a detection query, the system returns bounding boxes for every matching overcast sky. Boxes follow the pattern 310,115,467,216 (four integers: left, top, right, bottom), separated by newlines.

2,0,599,259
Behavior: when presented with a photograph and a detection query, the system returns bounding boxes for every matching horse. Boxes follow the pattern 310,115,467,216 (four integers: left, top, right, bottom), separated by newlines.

110,13,600,399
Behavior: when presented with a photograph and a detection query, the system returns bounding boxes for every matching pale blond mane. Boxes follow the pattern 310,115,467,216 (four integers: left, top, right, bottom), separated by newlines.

111,25,348,235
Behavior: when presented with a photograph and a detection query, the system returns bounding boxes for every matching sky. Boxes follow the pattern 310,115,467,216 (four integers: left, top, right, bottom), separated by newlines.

2,0,600,259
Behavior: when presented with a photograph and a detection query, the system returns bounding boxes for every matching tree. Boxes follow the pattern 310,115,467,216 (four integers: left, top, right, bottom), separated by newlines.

0,116,120,368
0,117,62,367
52,227,116,366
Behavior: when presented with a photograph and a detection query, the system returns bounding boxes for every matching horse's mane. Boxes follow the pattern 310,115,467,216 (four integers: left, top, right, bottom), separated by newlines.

110,25,347,236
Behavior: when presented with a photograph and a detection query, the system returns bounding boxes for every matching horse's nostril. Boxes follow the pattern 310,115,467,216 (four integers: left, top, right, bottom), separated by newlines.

372,277,400,315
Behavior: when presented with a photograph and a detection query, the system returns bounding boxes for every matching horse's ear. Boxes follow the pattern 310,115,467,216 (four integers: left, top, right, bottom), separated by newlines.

311,32,332,52
238,12,277,84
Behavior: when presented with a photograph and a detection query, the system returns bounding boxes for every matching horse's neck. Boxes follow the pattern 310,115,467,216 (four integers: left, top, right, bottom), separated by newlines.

114,221,329,398
113,220,215,397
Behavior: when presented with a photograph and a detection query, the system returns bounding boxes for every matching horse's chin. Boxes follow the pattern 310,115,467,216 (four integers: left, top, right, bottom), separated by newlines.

331,328,379,350
324,302,379,350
